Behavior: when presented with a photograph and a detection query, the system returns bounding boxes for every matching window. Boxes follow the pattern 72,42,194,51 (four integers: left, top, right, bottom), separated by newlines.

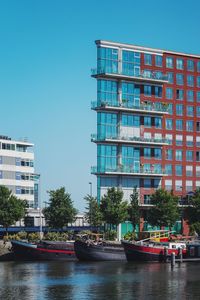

144,195,151,204
122,114,140,127
187,90,194,102
197,107,200,117
166,134,173,144
186,150,193,161
144,85,151,96
155,86,162,98
187,75,194,87
165,164,172,175
175,165,182,176
196,167,200,177
186,120,193,131
166,87,173,99
197,122,200,132
196,152,200,162
167,72,174,84
176,150,183,161
196,137,200,147
176,104,183,116
144,179,151,188
197,76,200,88
175,180,182,191
155,55,163,67
176,74,184,85
176,135,183,146
168,103,173,114
197,92,200,102
144,54,152,65
187,60,194,71
186,166,193,176
176,119,183,131
144,116,151,127
155,117,162,128
186,136,193,147
166,149,173,160
144,148,151,158
166,119,173,130
166,57,174,68
197,61,200,72
16,172,21,180
176,58,184,70
187,106,194,116
176,89,184,100
154,148,162,159
98,47,118,74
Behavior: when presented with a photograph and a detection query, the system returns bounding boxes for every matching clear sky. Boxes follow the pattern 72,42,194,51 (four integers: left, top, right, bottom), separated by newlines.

0,0,200,212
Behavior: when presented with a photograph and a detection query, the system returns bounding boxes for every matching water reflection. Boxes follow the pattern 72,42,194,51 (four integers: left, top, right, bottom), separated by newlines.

0,261,200,299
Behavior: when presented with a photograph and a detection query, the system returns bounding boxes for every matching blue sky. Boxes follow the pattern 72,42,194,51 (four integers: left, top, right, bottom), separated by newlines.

0,0,200,212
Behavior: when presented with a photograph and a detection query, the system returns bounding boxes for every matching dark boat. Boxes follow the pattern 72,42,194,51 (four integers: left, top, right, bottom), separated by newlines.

122,240,187,262
11,240,76,261
74,239,126,261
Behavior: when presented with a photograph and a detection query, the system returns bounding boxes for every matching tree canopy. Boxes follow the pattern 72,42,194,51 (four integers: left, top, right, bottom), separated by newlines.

84,194,102,227
186,189,200,234
0,186,27,230
128,187,140,232
43,187,77,229
100,187,129,226
147,189,179,229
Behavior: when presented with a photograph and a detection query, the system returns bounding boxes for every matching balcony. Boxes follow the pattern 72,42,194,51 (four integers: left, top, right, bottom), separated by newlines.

91,101,169,115
91,134,169,146
91,68,168,84
91,166,166,177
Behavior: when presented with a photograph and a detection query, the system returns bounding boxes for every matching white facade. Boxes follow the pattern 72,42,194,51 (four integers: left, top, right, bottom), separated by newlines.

0,135,35,207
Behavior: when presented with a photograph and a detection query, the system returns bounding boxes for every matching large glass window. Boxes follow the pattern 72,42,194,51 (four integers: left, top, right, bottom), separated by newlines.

176,89,184,100
166,87,173,99
121,114,140,127
122,50,140,76
122,82,140,108
155,117,162,128
187,106,194,117
97,47,118,74
197,76,200,88
197,61,200,72
155,86,162,98
144,179,151,188
176,74,184,85
165,164,172,175
97,79,118,106
166,57,174,68
122,146,140,171
176,120,183,130
187,75,194,87
154,148,162,159
144,116,151,127
168,104,173,115
197,92,200,102
155,55,163,67
97,112,117,139
186,120,194,131
186,150,193,161
144,54,152,65
176,104,183,116
187,60,194,71
166,119,173,130
144,148,151,159
187,90,194,102
176,150,183,161
97,145,117,172
167,72,174,84
175,165,182,176
196,107,200,117
166,149,173,160
144,85,152,96
176,58,184,70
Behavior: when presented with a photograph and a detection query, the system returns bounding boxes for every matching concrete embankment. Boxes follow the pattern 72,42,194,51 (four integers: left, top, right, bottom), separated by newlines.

0,241,14,261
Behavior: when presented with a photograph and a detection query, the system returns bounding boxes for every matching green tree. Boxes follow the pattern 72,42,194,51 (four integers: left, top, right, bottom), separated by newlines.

147,189,179,230
186,189,200,234
100,187,129,227
128,187,140,232
84,195,102,227
43,187,77,229
0,186,27,235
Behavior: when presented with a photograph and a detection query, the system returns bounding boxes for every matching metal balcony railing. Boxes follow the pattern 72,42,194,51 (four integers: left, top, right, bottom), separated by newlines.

91,166,166,176
91,101,169,113
91,134,169,145
91,68,168,82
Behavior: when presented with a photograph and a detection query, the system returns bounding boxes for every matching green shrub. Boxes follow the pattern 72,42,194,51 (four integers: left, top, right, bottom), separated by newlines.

104,230,117,241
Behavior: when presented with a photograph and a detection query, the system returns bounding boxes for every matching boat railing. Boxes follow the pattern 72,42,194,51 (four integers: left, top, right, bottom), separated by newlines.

135,230,176,244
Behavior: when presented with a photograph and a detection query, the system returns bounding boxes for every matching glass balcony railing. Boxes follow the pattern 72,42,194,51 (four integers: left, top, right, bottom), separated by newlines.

91,68,168,82
91,101,169,113
91,134,169,145
91,166,166,176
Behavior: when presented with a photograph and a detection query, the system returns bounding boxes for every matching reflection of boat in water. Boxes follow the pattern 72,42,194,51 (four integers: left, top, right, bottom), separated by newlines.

74,234,126,261
11,240,76,261
122,230,187,262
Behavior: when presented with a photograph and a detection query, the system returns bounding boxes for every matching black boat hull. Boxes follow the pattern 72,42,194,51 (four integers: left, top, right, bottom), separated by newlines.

11,240,76,261
74,240,126,261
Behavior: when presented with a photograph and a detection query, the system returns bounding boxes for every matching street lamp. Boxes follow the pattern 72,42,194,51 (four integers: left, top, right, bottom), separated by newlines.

89,182,92,197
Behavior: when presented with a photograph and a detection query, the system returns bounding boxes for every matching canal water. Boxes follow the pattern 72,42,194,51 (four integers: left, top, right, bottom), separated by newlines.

0,261,200,300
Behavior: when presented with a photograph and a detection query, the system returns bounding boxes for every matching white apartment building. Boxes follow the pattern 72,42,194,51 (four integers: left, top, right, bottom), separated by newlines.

0,135,35,208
